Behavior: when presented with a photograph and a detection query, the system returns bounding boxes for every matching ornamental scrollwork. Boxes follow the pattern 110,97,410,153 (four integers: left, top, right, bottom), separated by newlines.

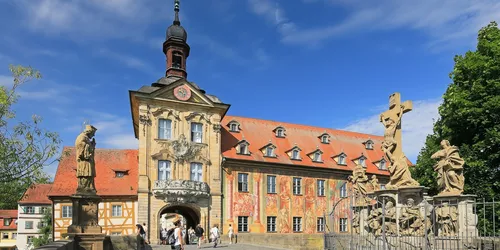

185,112,212,124
151,108,181,120
153,180,211,203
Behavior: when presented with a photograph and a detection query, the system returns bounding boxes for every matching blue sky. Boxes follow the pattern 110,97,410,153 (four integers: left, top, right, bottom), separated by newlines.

0,0,499,177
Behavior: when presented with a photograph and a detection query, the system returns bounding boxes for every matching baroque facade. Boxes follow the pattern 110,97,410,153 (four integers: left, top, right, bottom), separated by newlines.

128,2,391,247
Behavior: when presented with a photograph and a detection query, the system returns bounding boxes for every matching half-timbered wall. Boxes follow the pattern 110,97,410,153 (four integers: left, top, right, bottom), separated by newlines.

53,199,137,240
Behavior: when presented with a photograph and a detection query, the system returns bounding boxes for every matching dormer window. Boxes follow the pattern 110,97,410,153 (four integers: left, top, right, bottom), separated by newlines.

266,147,275,157
358,156,367,167
309,150,323,163
236,140,250,155
292,150,300,160
319,133,330,144
337,153,347,165
114,171,127,178
364,140,374,150
274,126,286,138
228,121,240,132
379,159,387,170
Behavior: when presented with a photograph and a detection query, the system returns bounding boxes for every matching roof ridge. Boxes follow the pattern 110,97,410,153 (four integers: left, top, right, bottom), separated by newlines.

225,115,383,139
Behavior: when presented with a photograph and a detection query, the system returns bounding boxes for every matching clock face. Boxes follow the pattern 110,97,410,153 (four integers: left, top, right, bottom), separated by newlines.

173,85,191,101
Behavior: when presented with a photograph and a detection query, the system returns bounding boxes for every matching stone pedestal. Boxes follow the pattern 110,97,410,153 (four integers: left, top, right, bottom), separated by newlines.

73,233,106,250
67,194,105,250
433,194,477,238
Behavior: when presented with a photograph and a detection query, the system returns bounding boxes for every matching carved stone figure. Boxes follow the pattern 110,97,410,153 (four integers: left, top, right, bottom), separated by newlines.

352,211,360,234
348,164,370,196
379,93,419,189
369,175,380,192
399,198,424,236
75,125,98,194
436,203,458,236
367,207,382,236
387,155,419,189
431,140,465,195
383,201,397,235
152,179,210,203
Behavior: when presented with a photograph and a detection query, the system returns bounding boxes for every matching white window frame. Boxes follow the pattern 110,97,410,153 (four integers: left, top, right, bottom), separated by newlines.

340,183,347,198
190,162,203,182
359,157,366,167
366,141,374,149
25,206,34,214
276,129,284,137
158,119,172,140
317,217,325,232
293,217,302,232
379,159,386,170
229,123,239,132
62,206,72,218
191,122,203,143
317,180,325,196
267,175,276,194
338,154,347,165
238,216,249,232
340,218,348,232
158,160,172,181
266,146,275,157
238,173,248,192
267,216,277,232
313,152,322,162
25,221,33,229
112,205,122,217
238,143,248,155
292,149,300,160
293,177,302,195
321,135,329,143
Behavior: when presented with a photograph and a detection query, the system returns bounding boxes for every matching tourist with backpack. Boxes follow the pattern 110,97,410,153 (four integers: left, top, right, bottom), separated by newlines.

167,220,184,250
195,224,204,249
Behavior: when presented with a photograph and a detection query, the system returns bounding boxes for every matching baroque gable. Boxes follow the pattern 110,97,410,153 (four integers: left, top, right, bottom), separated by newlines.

150,81,214,106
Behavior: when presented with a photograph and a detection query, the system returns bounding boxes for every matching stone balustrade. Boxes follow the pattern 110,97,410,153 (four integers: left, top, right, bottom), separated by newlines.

153,179,210,203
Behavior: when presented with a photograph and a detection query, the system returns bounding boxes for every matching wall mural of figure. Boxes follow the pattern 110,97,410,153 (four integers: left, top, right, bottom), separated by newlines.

278,176,291,233
265,195,278,215
431,140,465,195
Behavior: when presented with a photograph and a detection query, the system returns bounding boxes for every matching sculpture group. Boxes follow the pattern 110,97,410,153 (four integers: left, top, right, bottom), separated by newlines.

346,92,474,244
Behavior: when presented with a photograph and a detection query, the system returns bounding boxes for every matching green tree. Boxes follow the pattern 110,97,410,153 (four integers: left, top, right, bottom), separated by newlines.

32,208,53,248
411,21,500,199
0,65,60,209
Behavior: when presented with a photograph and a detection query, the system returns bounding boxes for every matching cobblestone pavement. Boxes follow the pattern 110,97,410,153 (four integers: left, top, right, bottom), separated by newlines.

150,243,287,250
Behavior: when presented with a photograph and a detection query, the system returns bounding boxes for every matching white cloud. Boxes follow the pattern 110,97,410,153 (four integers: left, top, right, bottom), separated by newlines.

252,0,500,48
247,0,297,36
11,0,170,41
77,110,138,150
343,98,441,162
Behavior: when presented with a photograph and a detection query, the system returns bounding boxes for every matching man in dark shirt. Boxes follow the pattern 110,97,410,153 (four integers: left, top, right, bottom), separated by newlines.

194,224,204,249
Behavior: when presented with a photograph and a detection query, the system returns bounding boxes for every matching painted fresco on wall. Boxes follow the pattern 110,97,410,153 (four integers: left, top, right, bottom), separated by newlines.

265,194,278,215
278,175,291,233
233,192,254,216
304,209,316,234
316,197,327,217
293,195,304,215
303,178,316,233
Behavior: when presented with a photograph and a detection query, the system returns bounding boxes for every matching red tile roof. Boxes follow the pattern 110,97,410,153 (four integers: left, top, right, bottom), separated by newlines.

221,116,391,175
18,184,53,205
48,147,138,197
0,210,17,230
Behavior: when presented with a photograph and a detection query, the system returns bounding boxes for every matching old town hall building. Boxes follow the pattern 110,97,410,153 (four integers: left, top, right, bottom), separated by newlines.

50,1,390,248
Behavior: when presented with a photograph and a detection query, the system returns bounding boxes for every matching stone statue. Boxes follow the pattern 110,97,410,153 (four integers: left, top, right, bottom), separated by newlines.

75,125,98,194
399,198,424,236
348,164,370,196
383,201,397,235
369,175,380,192
436,203,458,236
431,140,465,195
352,211,360,234
367,207,382,236
380,93,419,189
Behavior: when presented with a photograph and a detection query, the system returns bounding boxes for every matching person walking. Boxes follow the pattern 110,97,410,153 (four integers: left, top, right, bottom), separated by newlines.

161,228,168,245
142,222,149,244
136,224,146,246
173,220,185,250
227,224,234,244
195,224,204,249
210,224,220,248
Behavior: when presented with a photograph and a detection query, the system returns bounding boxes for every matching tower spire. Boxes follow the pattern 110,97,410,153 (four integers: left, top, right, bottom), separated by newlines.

173,0,180,25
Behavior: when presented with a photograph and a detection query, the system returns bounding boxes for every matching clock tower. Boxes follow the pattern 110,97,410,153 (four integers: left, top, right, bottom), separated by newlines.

163,0,190,79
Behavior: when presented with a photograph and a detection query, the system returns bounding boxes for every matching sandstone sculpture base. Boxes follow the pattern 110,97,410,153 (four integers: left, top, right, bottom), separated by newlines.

73,233,106,250
432,194,477,238
67,194,103,234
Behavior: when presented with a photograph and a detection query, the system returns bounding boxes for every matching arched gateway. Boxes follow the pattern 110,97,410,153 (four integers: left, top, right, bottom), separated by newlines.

158,203,202,244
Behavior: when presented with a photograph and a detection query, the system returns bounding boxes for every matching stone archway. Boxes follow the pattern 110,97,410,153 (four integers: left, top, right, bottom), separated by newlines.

157,203,201,244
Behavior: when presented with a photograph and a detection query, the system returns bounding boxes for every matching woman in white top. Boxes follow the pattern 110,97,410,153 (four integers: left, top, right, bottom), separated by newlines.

173,220,184,250
227,224,234,244
210,224,220,248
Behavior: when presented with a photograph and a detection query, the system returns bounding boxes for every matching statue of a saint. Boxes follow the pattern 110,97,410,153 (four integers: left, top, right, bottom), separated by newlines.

387,154,419,189
369,175,380,192
399,198,424,236
380,106,403,162
75,125,97,194
431,140,465,195
348,164,369,196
